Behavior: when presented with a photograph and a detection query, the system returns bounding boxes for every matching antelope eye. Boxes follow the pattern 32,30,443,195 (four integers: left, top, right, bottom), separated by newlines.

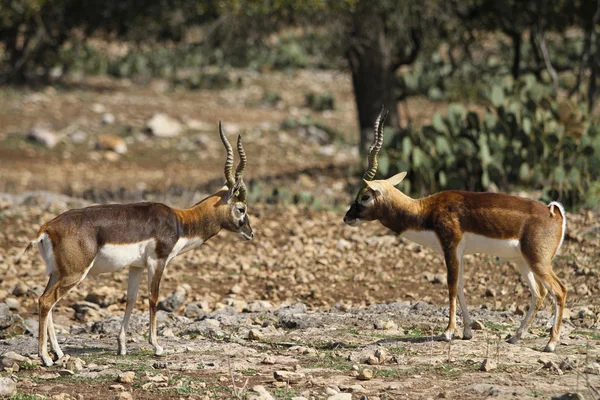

237,207,246,215
361,194,370,202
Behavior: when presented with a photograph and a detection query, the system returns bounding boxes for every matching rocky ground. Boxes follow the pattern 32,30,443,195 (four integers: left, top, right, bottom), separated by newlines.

1,71,599,399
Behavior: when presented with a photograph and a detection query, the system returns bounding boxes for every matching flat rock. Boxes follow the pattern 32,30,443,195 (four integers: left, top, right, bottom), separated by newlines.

1,351,33,369
273,370,306,384
327,394,352,400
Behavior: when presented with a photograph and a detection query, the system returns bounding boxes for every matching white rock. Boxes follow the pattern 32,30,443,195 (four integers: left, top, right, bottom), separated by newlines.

101,113,116,125
4,298,19,311
91,103,106,113
327,394,352,400
0,376,16,396
145,113,183,138
1,351,32,369
28,127,58,148
70,130,88,144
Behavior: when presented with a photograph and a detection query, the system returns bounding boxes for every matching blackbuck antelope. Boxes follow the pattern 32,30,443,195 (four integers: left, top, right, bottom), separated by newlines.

344,107,567,352
25,122,253,366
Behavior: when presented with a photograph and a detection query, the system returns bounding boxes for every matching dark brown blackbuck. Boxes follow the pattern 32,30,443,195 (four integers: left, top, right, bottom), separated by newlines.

26,122,253,366
344,106,567,352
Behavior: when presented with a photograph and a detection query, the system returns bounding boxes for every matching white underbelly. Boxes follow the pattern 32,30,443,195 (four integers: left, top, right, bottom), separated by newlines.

401,230,522,261
90,239,156,275
462,232,521,260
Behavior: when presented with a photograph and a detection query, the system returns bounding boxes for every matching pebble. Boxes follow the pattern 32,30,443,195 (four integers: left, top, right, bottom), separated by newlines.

1,351,33,369
115,392,133,400
273,370,305,383
4,298,20,311
261,356,275,365
327,394,352,400
374,320,396,330
28,127,58,148
584,362,600,375
0,376,16,397
117,371,135,384
145,113,183,137
325,387,339,395
101,113,115,125
471,320,485,330
357,368,373,380
480,358,497,372
248,329,264,340
375,348,388,363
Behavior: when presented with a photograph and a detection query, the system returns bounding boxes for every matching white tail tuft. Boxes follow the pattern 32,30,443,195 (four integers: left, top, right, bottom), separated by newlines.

548,201,566,257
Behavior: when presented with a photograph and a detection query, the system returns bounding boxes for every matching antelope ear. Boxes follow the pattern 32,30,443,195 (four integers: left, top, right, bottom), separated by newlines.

226,180,242,203
386,171,407,187
363,180,383,197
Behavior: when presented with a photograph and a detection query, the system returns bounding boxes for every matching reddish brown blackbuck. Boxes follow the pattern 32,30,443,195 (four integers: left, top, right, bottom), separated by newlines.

344,107,567,352
26,122,253,366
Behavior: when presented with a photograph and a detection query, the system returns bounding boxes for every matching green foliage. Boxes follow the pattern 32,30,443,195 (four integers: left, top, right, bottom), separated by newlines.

305,91,335,111
10,393,46,400
384,75,600,208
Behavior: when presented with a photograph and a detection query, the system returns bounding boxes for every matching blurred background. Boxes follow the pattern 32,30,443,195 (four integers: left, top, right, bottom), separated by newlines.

0,0,599,210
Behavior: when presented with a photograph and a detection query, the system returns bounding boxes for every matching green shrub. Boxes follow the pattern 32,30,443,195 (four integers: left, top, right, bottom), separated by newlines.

383,75,600,208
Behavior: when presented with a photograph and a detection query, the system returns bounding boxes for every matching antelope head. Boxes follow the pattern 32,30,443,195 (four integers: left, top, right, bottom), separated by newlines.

343,106,409,226
218,122,253,241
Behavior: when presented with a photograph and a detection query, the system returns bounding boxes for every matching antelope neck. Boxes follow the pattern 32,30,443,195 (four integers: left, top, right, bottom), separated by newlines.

174,196,223,241
378,190,429,234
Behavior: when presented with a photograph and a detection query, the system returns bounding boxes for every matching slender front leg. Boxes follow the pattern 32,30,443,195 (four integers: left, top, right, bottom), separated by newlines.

118,267,144,356
148,259,166,356
442,245,460,341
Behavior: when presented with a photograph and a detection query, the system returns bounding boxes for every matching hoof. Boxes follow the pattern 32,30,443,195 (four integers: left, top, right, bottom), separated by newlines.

462,329,473,340
41,356,54,367
507,336,519,345
54,350,65,360
153,346,165,357
117,348,127,356
543,343,556,353
440,331,453,342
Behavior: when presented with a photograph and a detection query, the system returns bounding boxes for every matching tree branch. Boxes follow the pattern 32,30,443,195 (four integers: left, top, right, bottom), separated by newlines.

391,27,422,71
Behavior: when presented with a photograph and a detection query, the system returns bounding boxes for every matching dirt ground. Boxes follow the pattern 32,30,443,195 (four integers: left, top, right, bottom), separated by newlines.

1,70,600,399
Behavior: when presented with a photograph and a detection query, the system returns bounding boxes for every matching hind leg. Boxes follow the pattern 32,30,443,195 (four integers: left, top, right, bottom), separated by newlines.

43,271,64,360
539,270,567,352
508,261,544,344
118,267,143,356
39,268,91,366
147,259,166,356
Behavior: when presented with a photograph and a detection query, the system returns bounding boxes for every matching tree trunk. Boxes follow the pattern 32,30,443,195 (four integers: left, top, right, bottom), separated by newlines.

346,8,400,156
510,31,521,79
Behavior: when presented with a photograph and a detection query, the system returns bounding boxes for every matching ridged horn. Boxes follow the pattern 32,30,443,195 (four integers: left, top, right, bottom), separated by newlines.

362,106,388,181
219,121,235,188
235,135,248,202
